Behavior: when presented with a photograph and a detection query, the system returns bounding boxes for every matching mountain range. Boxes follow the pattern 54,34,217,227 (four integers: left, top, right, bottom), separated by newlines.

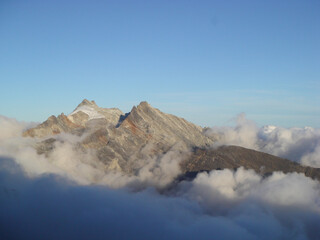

23,99,320,181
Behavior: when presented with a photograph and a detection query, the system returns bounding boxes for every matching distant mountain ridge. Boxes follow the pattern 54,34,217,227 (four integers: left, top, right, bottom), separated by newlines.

23,99,320,181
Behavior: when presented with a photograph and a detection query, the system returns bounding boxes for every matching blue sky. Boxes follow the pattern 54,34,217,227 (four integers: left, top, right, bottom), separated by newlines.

0,0,319,127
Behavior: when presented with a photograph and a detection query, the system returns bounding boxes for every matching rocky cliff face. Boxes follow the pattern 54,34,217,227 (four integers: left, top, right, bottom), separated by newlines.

23,99,123,138
24,99,215,173
23,99,320,181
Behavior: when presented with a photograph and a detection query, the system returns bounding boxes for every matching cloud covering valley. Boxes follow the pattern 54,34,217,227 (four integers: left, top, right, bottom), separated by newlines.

0,115,320,239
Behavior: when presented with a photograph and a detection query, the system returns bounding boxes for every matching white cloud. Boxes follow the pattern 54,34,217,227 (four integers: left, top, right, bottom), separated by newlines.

206,113,320,167
0,115,320,239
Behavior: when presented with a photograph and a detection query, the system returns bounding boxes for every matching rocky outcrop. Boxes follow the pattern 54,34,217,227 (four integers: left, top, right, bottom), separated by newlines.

121,101,213,148
22,113,83,138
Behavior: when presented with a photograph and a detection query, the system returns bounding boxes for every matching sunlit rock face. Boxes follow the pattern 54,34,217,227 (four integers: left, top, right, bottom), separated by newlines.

23,99,320,181
23,99,214,174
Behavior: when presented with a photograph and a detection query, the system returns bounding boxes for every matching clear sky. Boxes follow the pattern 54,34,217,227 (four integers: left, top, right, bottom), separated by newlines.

1,0,319,127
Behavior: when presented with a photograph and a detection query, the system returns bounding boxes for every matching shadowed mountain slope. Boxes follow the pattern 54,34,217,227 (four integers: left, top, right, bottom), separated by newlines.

181,145,320,180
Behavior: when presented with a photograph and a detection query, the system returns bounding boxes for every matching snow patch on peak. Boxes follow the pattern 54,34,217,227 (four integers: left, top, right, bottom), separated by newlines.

68,105,105,121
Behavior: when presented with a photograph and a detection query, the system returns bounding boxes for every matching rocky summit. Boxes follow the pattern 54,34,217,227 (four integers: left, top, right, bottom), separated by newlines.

23,99,320,181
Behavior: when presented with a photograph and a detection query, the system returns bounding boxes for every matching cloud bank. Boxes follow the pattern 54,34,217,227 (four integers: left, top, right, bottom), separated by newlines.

0,115,320,239
206,113,320,168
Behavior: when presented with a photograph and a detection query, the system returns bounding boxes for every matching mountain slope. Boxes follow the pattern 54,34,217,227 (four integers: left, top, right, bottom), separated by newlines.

24,99,215,173
181,145,320,180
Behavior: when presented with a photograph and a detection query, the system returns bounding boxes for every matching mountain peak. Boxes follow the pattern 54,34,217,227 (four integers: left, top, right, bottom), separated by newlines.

136,101,155,111
138,101,150,107
128,101,153,116
76,99,97,109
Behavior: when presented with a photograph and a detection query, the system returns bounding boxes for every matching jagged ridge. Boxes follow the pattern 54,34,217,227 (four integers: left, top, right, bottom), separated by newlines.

24,99,215,173
23,99,320,181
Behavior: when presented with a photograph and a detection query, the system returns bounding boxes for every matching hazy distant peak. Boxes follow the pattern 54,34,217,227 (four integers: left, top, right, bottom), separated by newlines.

262,125,277,134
